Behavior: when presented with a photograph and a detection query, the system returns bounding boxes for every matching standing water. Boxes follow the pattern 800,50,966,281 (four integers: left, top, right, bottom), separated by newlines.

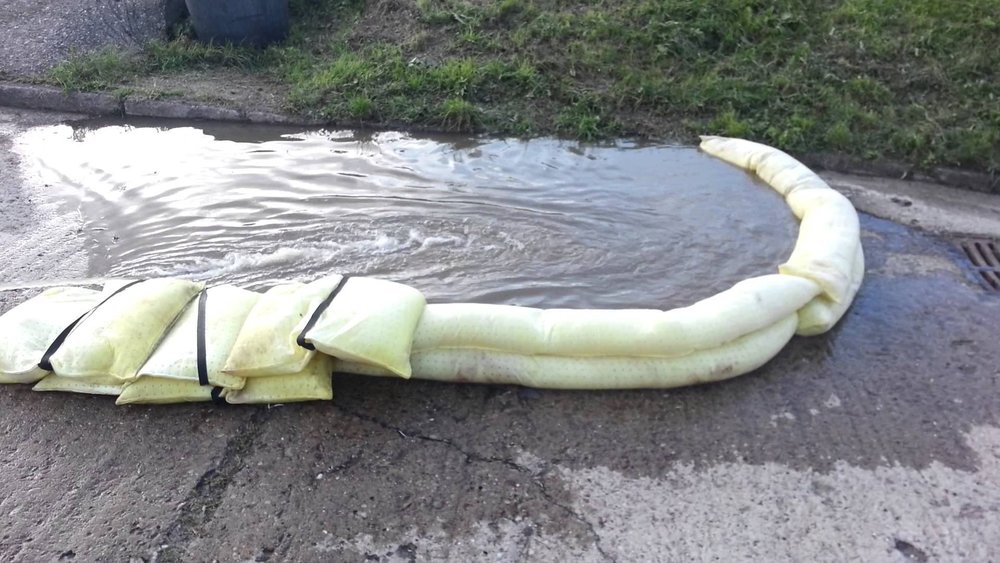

13,120,797,309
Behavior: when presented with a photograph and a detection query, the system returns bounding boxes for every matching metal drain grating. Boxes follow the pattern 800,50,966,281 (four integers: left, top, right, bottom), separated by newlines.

959,239,1000,291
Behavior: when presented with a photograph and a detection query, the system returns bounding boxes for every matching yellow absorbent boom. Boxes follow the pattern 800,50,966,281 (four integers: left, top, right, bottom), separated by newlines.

0,137,863,403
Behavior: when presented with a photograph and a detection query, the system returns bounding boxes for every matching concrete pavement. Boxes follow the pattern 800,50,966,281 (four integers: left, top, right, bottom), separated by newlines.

1,106,998,562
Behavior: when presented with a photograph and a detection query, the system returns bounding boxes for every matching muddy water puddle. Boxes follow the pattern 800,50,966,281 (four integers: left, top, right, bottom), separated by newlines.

14,120,796,308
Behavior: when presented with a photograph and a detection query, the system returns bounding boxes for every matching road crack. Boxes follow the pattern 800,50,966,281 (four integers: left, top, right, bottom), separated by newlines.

334,403,615,562
153,408,271,562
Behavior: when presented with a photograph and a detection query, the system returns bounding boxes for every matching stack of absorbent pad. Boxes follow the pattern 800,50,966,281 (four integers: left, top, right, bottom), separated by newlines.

0,136,865,402
0,275,427,404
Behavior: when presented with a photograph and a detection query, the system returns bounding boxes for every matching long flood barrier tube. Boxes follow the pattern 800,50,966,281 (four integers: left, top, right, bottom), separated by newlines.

0,137,863,404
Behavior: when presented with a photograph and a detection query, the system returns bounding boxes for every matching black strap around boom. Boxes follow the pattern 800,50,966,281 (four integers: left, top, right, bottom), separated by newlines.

38,279,145,372
296,275,352,351
193,289,226,404
196,290,209,386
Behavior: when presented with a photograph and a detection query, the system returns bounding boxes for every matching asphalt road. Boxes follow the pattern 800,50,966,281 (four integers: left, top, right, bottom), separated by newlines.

1,106,998,562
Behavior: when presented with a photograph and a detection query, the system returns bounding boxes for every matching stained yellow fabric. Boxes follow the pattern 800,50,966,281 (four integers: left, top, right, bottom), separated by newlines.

297,276,425,378
0,287,102,384
337,314,798,389
138,284,256,389
796,245,865,336
116,376,214,404
224,354,333,404
223,277,341,377
699,136,862,305
32,373,123,396
47,278,204,381
411,275,819,358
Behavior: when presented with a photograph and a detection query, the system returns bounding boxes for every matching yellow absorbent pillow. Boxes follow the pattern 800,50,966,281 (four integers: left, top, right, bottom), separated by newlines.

46,278,204,382
224,354,333,404
0,286,103,384
116,376,215,405
120,355,335,405
138,284,258,389
296,276,426,378
222,276,343,377
33,373,123,396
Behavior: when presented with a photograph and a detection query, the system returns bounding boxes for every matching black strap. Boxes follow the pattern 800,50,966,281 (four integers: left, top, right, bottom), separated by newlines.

296,275,351,351
196,290,209,386
196,288,225,405
210,386,226,405
38,279,145,372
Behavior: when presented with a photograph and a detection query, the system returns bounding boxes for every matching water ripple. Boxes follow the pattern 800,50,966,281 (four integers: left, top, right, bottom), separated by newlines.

14,123,797,309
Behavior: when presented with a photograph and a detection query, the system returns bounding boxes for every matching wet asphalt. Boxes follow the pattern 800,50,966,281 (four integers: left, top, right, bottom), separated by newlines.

1,107,998,562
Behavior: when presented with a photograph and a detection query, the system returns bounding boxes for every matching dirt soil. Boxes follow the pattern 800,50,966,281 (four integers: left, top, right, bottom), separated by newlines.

130,69,288,114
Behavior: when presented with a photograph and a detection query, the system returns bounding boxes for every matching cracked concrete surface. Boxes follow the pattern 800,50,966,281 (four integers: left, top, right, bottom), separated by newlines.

542,425,1000,561
1,107,999,562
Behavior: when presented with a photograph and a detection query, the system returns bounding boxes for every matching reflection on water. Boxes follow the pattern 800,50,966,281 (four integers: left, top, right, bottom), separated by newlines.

15,121,797,309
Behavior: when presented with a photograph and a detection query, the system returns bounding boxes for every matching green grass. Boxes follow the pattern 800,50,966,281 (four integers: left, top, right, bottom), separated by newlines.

50,48,138,90
48,0,1000,173
49,38,270,91
284,43,543,131
439,98,479,131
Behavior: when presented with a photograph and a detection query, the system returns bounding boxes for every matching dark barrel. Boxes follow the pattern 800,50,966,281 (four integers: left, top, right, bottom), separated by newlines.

184,0,290,47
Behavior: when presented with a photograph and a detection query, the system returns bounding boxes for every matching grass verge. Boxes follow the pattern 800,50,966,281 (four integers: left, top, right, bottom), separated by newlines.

48,0,999,173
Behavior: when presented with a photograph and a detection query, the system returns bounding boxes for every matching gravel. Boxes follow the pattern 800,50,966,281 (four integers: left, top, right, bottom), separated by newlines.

0,0,185,78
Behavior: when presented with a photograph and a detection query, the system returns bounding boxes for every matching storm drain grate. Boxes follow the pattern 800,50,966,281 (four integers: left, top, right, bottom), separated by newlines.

959,239,1000,291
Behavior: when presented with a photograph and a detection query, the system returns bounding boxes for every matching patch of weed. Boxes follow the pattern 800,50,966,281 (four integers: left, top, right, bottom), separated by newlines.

439,98,479,131
47,0,1000,170
347,95,374,119
50,48,139,90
